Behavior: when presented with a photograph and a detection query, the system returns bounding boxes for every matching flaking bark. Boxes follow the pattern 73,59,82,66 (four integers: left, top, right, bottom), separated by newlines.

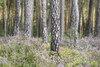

50,0,60,55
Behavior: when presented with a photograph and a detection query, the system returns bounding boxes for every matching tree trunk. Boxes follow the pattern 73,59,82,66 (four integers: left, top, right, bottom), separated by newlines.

42,0,48,43
14,0,20,35
36,0,39,37
73,0,79,47
65,3,67,34
51,0,60,55
7,0,11,35
86,0,93,36
69,0,75,45
70,0,74,39
60,0,65,40
3,0,7,37
95,0,100,37
39,0,41,37
25,0,33,38
20,0,24,31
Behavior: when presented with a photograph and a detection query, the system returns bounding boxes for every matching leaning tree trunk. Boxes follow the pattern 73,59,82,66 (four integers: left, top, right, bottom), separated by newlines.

14,0,20,35
60,0,65,41
95,0,100,37
25,0,33,38
3,0,7,37
51,0,60,55
42,0,48,43
73,0,79,47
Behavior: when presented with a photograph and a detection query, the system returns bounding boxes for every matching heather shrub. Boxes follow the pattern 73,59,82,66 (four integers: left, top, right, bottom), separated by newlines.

0,36,57,67
0,35,100,67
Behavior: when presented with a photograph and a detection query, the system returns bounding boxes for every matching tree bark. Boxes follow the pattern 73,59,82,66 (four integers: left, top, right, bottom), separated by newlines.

14,0,20,35
25,0,33,38
7,0,11,35
50,0,60,55
42,0,48,43
86,0,93,36
60,0,65,40
20,0,24,31
3,0,7,37
73,0,79,47
95,0,100,37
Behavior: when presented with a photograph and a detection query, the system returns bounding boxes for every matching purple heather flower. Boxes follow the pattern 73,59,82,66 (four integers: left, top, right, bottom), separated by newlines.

58,63,64,67
2,44,7,46
41,55,45,59
46,59,51,63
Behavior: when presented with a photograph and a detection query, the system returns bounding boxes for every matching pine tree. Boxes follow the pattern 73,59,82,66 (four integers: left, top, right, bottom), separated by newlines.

3,0,7,37
51,0,60,55
60,0,65,41
25,0,33,38
42,0,48,43
95,0,100,37
73,0,79,47
20,0,24,31
86,0,93,36
14,0,20,35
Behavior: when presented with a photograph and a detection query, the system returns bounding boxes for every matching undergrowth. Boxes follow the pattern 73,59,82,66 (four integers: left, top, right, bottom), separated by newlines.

0,35,100,67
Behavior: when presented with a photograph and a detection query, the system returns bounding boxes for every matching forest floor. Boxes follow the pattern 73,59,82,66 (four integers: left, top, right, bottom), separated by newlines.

0,35,100,67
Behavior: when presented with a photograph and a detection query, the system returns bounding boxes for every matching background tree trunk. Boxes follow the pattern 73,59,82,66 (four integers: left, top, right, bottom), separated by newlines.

3,0,7,37
20,0,24,31
60,0,65,41
95,0,100,37
70,0,75,45
7,0,11,35
42,0,48,43
14,0,20,35
25,0,33,38
86,0,93,36
73,0,79,47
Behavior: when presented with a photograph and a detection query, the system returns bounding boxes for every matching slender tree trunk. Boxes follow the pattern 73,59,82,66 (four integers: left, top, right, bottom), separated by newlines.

82,11,85,35
20,0,24,31
69,0,75,45
86,0,93,36
42,0,48,43
36,0,40,37
7,0,11,35
68,0,71,29
73,0,79,47
36,0,38,37
14,0,20,35
51,0,60,55
95,0,100,37
70,0,74,37
39,0,41,37
11,0,15,35
3,0,7,37
25,0,33,38
65,3,67,34
60,0,65,40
